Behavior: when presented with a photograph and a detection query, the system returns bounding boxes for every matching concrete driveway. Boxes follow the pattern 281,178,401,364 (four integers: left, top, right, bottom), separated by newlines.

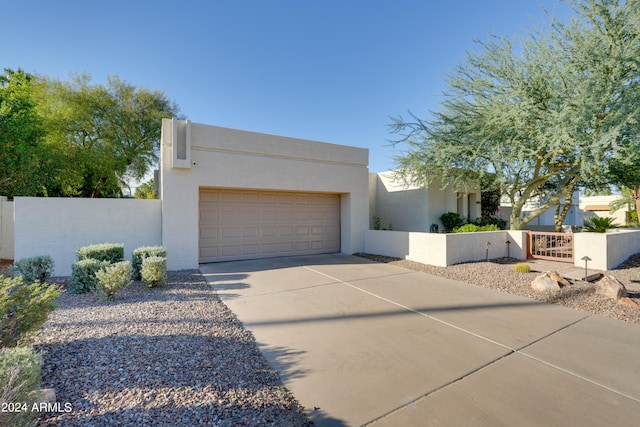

200,254,640,426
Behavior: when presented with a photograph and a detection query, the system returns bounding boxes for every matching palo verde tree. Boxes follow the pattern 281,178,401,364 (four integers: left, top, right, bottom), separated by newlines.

389,0,640,230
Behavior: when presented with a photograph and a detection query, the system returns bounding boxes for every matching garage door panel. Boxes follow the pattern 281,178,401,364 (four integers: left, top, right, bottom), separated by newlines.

221,227,241,238
296,241,310,251
200,189,340,262
280,226,294,236
262,226,278,237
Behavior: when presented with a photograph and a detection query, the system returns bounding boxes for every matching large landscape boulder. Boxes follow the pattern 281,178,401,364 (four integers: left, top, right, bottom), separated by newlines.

531,272,562,292
596,276,627,301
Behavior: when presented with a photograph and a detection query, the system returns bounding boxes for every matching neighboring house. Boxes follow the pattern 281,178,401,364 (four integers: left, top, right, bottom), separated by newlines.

499,192,634,230
579,195,631,225
369,172,481,232
500,190,582,230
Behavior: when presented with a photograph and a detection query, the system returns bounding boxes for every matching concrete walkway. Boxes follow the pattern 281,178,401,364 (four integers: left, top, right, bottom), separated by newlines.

200,254,640,426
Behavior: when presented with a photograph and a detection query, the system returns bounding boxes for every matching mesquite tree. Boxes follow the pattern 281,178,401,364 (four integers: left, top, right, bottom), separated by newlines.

390,0,640,230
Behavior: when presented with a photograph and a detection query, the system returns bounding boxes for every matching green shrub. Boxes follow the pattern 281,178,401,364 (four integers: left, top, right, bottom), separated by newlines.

0,276,60,348
452,224,500,233
514,263,531,273
0,346,41,427
95,261,132,300
628,210,638,223
582,216,619,232
76,243,124,263
70,259,111,294
440,212,466,233
453,223,479,233
132,246,167,280
11,255,55,284
141,256,167,288
474,216,507,230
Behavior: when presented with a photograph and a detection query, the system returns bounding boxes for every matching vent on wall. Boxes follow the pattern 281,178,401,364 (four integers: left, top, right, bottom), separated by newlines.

172,119,191,169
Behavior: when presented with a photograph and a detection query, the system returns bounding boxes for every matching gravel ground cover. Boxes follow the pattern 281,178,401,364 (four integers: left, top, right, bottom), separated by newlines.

355,253,640,324
28,270,311,427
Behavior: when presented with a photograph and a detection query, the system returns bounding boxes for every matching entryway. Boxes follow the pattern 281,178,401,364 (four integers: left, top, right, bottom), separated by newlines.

527,231,574,263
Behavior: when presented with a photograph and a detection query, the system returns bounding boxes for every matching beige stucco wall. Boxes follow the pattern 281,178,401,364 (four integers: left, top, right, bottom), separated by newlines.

160,119,369,270
369,173,480,232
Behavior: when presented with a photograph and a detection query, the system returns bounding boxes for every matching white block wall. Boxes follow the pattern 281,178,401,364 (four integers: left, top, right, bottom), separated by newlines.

365,230,528,266
14,197,161,276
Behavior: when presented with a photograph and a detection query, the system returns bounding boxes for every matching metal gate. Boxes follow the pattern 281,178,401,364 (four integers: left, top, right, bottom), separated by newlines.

527,231,574,262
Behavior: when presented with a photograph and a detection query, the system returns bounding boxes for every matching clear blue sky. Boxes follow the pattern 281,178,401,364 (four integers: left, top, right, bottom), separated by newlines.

2,0,572,173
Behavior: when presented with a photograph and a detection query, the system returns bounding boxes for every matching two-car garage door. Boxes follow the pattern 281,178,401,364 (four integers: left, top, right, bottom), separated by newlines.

199,189,340,263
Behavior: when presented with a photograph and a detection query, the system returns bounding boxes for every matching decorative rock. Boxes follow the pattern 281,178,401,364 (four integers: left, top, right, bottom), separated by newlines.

596,276,627,301
531,272,561,292
618,297,640,309
548,271,571,287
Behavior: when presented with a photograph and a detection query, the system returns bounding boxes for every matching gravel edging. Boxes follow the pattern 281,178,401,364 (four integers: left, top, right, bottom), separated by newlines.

30,270,312,427
354,253,640,325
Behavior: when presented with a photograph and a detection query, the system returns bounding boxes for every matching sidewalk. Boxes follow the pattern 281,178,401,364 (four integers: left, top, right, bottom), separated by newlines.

200,254,640,426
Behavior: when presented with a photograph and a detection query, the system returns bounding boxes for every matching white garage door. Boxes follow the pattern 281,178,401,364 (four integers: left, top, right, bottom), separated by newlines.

199,189,340,263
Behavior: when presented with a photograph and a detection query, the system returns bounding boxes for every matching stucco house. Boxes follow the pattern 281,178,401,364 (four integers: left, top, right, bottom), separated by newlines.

499,191,582,230
159,119,369,270
369,172,481,232
3,119,483,275
580,195,633,225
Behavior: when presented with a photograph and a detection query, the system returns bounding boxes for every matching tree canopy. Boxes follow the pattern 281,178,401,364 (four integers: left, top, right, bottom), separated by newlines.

389,0,640,230
0,69,181,198
0,69,50,197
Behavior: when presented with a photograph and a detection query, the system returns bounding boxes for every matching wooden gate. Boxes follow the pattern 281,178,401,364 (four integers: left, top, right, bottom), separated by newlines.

527,231,574,262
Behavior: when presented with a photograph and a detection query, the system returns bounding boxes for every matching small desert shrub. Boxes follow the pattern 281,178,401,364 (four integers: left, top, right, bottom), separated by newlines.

0,346,41,427
95,261,132,300
70,259,111,294
1,276,60,348
141,256,167,288
132,246,167,280
12,255,55,284
76,243,124,263
452,224,500,233
12,255,55,283
514,263,531,273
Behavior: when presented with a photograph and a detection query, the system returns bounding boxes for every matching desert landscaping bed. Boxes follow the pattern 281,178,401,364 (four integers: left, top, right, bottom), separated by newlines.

355,253,640,325
28,270,311,426
11,253,640,425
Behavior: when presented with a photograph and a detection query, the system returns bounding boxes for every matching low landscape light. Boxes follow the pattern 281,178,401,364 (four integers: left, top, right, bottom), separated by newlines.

581,255,592,281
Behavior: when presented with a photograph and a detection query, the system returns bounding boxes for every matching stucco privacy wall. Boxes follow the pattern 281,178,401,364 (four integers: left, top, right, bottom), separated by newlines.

365,230,528,266
0,197,14,259
573,229,640,270
13,197,161,276
160,119,369,271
